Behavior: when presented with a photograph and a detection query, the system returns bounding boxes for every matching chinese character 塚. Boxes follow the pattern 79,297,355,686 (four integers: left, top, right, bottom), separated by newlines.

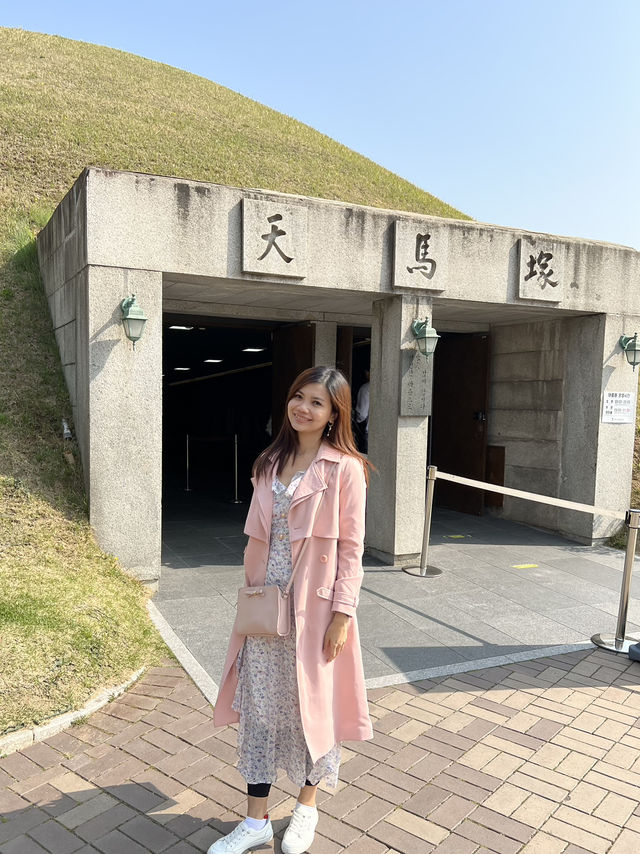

524,251,558,289
257,213,293,264
407,233,436,279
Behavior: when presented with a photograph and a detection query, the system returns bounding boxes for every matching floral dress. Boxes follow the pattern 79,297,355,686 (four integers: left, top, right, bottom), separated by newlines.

232,471,341,789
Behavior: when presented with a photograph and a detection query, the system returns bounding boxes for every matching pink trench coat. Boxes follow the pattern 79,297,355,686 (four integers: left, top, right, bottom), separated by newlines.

213,443,373,764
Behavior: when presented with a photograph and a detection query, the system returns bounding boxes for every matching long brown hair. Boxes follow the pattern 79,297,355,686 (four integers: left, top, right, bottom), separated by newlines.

253,366,372,484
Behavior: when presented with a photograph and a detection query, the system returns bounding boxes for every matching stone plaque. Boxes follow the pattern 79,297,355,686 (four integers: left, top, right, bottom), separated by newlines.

242,198,307,278
393,220,448,292
518,237,564,302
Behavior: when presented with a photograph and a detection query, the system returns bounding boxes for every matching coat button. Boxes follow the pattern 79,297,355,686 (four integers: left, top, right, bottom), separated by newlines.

320,554,328,563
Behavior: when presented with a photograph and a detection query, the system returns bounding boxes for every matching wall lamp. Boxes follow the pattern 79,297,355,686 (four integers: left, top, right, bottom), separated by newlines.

411,318,440,357
120,294,147,349
620,333,640,371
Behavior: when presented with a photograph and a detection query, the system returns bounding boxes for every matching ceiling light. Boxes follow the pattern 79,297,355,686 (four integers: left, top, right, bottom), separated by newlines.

243,348,265,353
204,359,223,363
169,325,194,331
174,367,190,371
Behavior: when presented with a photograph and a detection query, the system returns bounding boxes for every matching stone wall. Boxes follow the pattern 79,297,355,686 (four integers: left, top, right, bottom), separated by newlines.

488,320,567,530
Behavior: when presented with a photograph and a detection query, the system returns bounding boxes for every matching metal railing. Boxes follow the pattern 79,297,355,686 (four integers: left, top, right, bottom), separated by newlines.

404,465,640,656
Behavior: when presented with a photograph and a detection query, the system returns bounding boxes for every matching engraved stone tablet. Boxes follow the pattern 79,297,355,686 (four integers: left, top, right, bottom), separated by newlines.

393,220,448,292
242,198,307,278
518,237,564,302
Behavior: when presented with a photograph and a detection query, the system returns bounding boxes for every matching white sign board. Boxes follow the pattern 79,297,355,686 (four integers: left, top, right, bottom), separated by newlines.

602,391,635,424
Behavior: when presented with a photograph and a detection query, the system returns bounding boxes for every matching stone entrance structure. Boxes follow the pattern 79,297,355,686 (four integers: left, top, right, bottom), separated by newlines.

37,168,639,582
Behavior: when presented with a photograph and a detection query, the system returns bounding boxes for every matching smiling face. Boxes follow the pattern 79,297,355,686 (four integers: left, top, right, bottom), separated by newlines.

287,382,336,441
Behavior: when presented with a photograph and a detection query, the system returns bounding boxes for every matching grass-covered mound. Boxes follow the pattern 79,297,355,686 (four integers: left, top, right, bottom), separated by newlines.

0,27,470,734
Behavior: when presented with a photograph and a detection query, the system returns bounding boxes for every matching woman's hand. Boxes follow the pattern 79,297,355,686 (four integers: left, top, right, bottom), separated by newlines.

323,612,351,661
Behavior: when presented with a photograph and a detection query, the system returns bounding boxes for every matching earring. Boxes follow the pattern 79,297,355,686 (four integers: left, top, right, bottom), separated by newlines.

326,421,334,437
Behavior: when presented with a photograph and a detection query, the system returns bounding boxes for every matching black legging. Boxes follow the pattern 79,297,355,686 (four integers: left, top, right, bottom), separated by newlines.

247,780,313,798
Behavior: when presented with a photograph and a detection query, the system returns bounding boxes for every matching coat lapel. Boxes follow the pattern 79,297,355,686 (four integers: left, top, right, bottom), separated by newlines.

289,442,341,511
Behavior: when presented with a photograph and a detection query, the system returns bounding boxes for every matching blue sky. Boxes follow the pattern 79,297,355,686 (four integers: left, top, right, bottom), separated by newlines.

3,0,639,248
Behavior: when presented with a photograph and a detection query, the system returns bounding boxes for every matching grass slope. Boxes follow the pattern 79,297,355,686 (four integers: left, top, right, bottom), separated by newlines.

0,28,468,220
0,27,469,735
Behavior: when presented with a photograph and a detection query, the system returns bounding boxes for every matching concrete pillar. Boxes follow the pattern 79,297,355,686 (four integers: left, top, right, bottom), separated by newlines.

366,294,433,563
590,313,640,542
313,321,337,367
85,266,163,582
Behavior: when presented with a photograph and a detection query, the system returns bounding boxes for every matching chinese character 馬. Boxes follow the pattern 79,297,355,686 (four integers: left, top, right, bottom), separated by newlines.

407,233,437,279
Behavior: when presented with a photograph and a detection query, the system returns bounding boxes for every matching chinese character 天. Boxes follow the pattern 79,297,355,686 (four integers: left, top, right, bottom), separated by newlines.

257,213,293,264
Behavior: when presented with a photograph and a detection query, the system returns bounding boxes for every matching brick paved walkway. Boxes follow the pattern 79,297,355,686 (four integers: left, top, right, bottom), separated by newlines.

2,648,640,853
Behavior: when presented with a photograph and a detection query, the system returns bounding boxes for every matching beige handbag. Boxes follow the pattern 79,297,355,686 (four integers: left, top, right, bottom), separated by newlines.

235,536,312,637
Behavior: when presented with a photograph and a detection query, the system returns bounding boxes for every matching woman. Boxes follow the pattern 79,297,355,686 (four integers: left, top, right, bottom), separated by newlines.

211,366,373,854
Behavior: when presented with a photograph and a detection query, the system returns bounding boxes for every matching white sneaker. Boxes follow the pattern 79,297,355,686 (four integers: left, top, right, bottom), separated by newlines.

281,803,319,854
207,818,273,853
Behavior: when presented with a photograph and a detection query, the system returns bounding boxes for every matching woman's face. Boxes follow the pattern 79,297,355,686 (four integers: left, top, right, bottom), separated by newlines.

287,382,335,440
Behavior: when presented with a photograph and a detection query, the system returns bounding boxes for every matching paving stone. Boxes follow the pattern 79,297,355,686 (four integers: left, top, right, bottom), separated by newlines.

430,833,478,853
90,757,147,788
0,836,50,854
46,774,97,804
22,786,76,818
103,782,165,812
342,794,393,831
0,791,31,816
104,722,154,748
92,829,149,854
471,804,536,843
367,764,423,794
19,746,64,771
57,794,117,830
353,774,411,805
455,817,522,854
172,756,226,787
120,737,170,766
406,754,451,783
384,744,429,772
519,831,568,853
368,818,437,852
195,736,238,765
403,784,450,818
0,808,50,845
190,776,245,810
44,729,84,755
119,815,179,851
427,794,477,829
340,835,387,853
74,804,137,842
27,820,85,853
163,843,201,854
320,786,369,819
0,756,42,783
339,754,379,783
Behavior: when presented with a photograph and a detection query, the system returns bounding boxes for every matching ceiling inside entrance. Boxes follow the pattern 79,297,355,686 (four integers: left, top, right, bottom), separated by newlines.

163,274,596,335
163,314,370,386
163,274,374,322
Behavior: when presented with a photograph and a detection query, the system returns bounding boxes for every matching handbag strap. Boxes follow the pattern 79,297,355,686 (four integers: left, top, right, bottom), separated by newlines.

282,465,334,597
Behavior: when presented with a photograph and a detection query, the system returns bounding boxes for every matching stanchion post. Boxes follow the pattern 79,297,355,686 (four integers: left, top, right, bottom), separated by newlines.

231,432,243,504
403,465,442,578
592,509,640,653
185,433,191,492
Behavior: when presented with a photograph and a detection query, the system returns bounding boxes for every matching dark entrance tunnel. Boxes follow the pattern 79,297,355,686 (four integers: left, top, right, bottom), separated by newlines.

161,315,371,561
